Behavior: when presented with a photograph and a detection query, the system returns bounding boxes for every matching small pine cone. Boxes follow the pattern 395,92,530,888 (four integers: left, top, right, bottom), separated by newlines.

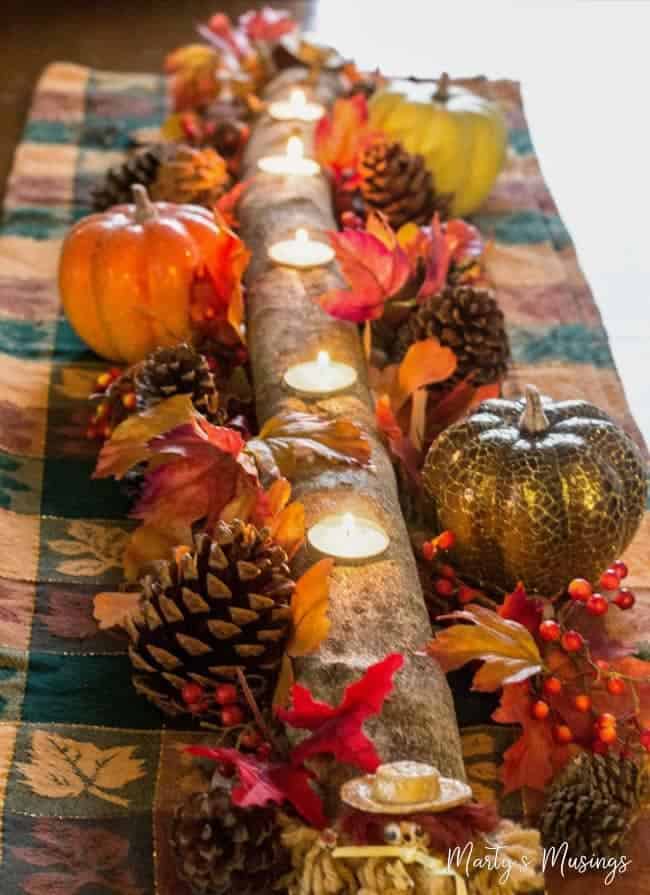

91,145,167,211
127,523,295,721
150,144,232,207
171,782,289,895
359,138,451,229
133,343,225,424
540,752,641,860
395,285,510,390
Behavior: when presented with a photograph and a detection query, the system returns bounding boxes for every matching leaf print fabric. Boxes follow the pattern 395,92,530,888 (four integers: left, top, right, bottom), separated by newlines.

48,521,130,577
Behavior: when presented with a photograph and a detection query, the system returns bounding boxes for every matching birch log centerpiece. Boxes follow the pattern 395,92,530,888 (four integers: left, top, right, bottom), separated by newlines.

239,68,465,792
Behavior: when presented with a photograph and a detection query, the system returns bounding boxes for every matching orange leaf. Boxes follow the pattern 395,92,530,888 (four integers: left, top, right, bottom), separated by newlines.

427,605,542,692
271,502,306,561
123,520,193,582
93,592,142,631
395,338,457,410
288,558,333,657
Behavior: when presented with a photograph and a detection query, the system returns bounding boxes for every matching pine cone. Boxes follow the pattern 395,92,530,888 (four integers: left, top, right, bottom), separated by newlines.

91,145,167,211
150,144,232,207
127,523,295,721
395,285,510,390
540,752,641,859
359,138,451,229
172,781,289,895
134,343,225,424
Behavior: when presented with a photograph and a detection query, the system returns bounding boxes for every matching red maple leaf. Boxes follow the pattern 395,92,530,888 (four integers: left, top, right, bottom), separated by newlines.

492,682,572,793
277,653,404,772
497,582,543,635
188,746,326,828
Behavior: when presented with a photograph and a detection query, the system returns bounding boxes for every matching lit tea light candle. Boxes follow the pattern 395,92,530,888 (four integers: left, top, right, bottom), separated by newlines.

308,512,390,562
283,350,357,395
269,228,335,269
257,136,320,176
269,88,325,122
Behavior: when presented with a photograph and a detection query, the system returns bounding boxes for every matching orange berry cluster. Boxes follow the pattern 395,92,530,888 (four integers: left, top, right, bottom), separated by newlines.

421,532,482,607
567,561,635,615
86,368,136,440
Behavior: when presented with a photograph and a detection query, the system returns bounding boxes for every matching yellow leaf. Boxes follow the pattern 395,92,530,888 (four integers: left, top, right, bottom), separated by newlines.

123,520,193,582
93,592,142,631
271,501,305,560
273,654,295,708
17,732,146,808
160,112,185,141
288,558,333,657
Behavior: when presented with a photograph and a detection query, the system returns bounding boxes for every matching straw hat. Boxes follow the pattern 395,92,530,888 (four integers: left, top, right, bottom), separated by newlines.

341,761,472,815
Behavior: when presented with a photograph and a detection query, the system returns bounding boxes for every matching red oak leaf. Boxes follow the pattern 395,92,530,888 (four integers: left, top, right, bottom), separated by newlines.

497,582,544,635
277,653,404,771
318,222,410,323
133,416,260,530
492,682,572,793
188,747,326,828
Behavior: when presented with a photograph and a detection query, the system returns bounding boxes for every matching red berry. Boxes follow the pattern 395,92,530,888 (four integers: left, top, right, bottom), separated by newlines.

568,578,592,602
553,724,573,744
96,371,112,391
439,563,457,581
434,577,455,597
640,728,650,751
573,693,592,713
221,705,245,727
256,742,272,760
614,588,636,610
436,531,456,551
215,684,238,706
595,659,610,673
597,712,617,729
539,620,561,642
611,560,628,580
422,541,435,562
561,630,584,653
543,676,563,696
239,729,262,750
181,683,204,705
457,585,478,605
598,725,618,745
600,570,620,591
122,391,137,411
531,699,550,720
606,676,625,697
592,737,610,754
586,594,608,616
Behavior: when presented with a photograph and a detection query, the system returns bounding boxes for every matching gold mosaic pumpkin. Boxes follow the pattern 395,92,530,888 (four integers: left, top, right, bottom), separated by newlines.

423,385,647,594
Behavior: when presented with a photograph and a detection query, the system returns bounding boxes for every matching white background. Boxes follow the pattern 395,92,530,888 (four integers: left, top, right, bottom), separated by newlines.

313,0,650,444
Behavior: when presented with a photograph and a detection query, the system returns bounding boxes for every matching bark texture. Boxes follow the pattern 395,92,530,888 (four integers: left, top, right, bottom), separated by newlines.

239,69,465,790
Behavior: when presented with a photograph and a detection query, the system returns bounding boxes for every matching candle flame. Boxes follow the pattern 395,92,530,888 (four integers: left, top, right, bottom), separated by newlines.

287,136,304,160
290,88,306,107
343,512,355,536
316,350,330,368
296,228,309,244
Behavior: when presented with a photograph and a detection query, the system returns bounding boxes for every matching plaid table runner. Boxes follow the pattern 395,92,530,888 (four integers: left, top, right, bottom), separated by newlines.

0,62,646,894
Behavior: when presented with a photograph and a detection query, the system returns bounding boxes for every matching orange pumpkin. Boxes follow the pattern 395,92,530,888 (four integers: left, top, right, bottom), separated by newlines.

58,185,243,363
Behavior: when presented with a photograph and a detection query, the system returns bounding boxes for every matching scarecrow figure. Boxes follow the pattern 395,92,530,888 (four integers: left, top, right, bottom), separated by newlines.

281,760,544,895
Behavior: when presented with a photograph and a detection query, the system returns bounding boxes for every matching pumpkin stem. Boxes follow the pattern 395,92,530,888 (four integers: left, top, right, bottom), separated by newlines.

132,184,158,224
433,72,451,103
519,384,550,434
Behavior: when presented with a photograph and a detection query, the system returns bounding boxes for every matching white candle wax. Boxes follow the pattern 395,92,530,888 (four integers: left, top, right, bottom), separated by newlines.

269,88,325,122
283,350,357,396
258,136,320,176
308,512,390,562
269,228,335,269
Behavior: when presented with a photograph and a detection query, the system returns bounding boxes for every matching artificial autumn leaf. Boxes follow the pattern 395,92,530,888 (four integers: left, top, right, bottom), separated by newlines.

395,338,457,410
248,409,371,479
427,379,500,439
289,558,333,657
240,7,296,42
497,582,543,635
188,746,326,828
215,179,249,229
416,214,451,300
94,395,195,480
427,605,542,691
93,592,142,631
318,220,411,323
252,478,305,560
189,220,250,341
165,44,222,111
121,518,193,582
314,94,370,174
375,394,421,485
277,653,404,772
17,732,146,808
493,682,572,793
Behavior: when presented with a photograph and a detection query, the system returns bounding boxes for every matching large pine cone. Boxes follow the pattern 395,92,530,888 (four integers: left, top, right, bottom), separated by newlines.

127,523,295,721
134,343,225,424
150,144,232,207
540,753,640,859
359,138,450,229
171,782,289,895
396,285,510,389
91,144,167,211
